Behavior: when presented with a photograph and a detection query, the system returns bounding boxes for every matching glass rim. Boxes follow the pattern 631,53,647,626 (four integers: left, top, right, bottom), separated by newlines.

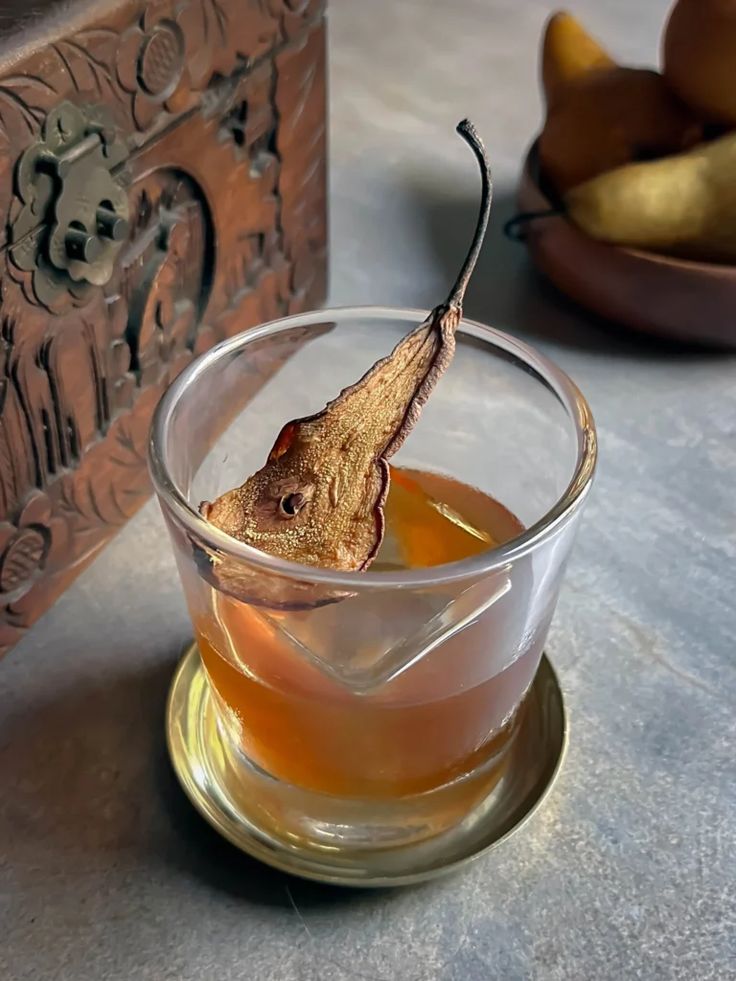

149,305,597,588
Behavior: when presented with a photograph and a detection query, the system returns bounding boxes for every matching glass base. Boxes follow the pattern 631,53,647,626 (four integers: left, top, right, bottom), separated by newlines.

166,644,568,886
214,713,518,851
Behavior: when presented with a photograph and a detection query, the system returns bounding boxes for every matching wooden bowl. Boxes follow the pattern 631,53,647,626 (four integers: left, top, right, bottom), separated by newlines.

516,143,736,349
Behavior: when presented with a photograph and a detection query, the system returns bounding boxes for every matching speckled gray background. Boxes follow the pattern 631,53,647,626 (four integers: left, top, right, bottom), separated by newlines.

2,1,735,979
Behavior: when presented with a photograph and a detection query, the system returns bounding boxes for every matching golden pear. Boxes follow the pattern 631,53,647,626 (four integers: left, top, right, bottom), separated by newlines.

538,10,702,194
663,0,736,125
541,11,614,108
564,132,736,263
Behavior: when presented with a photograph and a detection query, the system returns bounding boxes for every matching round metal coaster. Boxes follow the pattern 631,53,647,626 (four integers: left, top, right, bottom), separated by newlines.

166,644,568,888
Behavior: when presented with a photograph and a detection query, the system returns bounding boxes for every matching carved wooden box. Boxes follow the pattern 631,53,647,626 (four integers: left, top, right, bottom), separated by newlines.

0,0,327,657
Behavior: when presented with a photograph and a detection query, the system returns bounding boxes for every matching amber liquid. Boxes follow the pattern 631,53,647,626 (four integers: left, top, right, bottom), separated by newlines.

196,467,540,800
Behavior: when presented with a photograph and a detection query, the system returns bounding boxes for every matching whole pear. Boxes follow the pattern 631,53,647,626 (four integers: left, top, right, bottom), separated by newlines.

539,11,702,193
564,132,736,263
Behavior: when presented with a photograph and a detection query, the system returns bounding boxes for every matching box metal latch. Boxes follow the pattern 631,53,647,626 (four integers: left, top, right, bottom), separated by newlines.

9,101,130,309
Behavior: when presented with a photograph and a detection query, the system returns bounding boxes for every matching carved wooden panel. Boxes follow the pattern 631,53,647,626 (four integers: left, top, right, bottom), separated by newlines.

0,0,327,657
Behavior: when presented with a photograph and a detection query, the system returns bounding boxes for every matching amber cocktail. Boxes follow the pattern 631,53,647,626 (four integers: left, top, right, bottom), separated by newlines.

150,307,596,850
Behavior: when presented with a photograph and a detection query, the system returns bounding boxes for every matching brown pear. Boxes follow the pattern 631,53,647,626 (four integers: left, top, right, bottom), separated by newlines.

663,0,736,126
540,66,703,194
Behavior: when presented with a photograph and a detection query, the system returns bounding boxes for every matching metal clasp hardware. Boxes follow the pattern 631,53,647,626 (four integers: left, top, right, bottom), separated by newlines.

9,102,131,308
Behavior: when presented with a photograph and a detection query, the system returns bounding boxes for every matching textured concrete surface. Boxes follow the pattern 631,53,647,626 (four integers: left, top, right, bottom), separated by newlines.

2,1,735,979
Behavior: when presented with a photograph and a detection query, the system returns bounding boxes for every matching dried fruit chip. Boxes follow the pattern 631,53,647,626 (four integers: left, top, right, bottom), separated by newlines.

202,119,493,570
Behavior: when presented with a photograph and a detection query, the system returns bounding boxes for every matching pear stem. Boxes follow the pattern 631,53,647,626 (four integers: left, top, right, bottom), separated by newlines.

447,119,493,309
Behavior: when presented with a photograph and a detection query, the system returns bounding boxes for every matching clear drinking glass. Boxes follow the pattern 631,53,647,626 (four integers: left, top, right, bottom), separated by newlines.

149,307,596,851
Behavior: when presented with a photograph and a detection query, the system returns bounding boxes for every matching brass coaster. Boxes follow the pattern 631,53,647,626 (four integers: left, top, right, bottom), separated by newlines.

166,644,568,887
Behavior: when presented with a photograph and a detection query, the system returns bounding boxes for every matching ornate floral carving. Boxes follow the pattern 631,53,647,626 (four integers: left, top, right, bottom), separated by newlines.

0,3,327,658
115,0,210,130
0,491,69,604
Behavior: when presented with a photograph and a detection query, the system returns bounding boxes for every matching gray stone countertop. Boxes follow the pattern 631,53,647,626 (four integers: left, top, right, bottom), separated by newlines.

2,1,735,979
